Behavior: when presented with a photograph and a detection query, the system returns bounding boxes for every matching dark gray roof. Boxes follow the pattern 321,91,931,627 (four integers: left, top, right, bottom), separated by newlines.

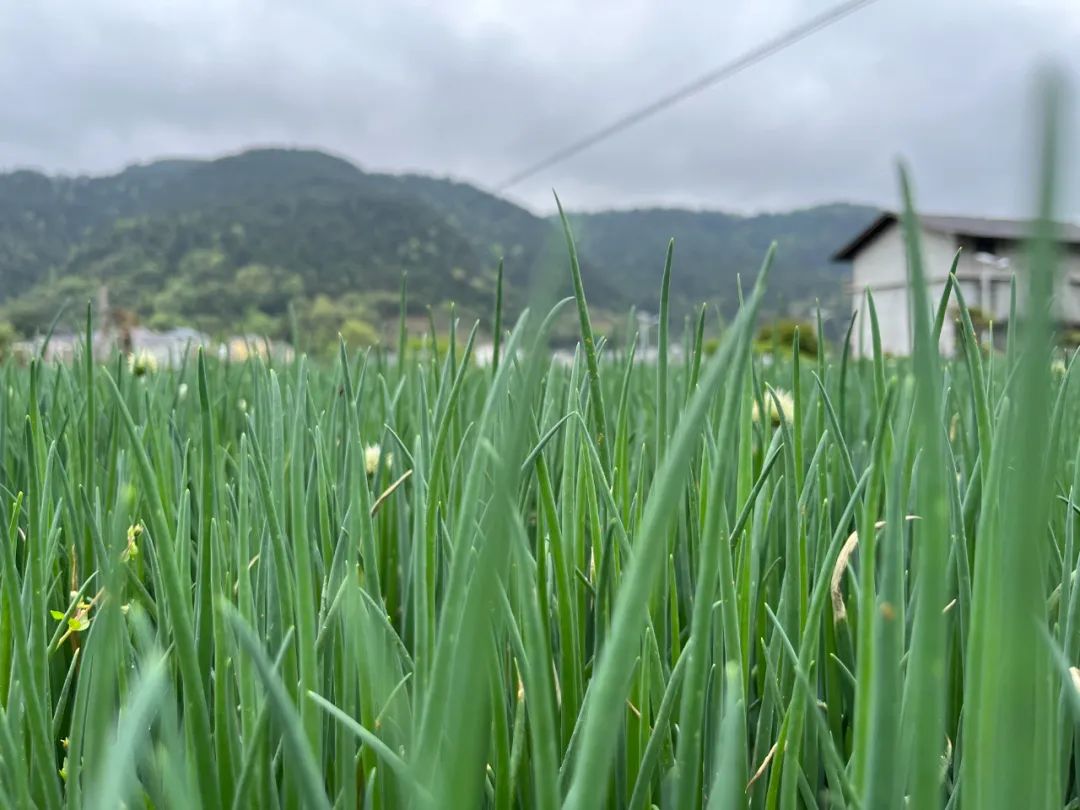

833,211,1080,261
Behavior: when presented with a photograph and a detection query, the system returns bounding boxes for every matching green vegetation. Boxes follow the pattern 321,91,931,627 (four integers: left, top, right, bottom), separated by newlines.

0,319,14,359
567,204,874,321
754,318,821,357
0,149,876,354
1,186,1078,808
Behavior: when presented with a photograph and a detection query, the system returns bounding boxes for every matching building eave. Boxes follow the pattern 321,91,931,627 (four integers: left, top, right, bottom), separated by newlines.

831,212,897,261
834,211,1080,262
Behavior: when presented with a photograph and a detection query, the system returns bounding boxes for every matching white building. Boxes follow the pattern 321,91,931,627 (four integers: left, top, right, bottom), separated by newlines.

128,326,211,366
14,326,212,366
835,212,1080,356
14,326,292,367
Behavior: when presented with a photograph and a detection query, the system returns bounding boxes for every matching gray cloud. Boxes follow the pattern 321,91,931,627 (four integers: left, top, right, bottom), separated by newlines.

1,0,1077,217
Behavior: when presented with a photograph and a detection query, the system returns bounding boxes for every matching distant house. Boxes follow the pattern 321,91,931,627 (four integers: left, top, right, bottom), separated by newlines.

219,334,295,363
128,326,211,366
15,326,212,366
834,212,1080,356
13,325,296,367
12,332,82,364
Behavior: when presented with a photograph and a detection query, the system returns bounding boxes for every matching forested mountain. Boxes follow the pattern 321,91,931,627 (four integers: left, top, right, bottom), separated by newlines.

0,148,877,351
566,204,877,319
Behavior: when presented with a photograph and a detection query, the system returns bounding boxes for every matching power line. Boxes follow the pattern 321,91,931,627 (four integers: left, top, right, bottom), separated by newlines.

495,0,884,192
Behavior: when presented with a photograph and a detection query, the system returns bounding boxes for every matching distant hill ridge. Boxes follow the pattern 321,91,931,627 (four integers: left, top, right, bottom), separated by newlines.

0,148,878,352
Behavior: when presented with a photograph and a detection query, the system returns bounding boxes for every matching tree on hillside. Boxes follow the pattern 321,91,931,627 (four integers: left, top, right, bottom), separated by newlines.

296,294,381,357
754,318,821,357
0,320,15,359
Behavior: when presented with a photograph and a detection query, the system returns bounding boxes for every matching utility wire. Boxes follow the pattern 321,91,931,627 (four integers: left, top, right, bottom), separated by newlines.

495,0,884,192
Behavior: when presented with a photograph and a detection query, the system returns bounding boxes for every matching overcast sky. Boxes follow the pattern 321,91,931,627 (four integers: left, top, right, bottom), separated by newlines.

1,0,1078,216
